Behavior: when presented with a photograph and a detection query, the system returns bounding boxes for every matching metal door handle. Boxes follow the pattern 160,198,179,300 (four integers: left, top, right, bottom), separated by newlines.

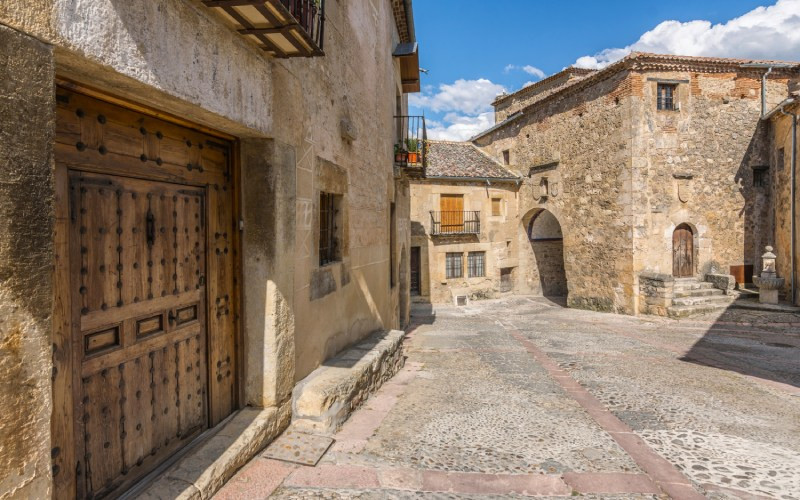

168,310,176,326
146,210,156,247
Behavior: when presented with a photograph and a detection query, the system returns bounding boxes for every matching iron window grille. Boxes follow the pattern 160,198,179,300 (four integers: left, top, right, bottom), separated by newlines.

319,192,340,266
445,252,463,279
468,252,485,278
657,83,677,111
753,167,768,188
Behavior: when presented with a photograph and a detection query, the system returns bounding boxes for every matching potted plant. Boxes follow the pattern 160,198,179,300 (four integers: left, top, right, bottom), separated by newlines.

406,138,421,164
394,143,408,163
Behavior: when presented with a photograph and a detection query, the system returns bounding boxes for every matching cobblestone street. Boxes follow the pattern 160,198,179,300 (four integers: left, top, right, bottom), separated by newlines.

216,298,800,499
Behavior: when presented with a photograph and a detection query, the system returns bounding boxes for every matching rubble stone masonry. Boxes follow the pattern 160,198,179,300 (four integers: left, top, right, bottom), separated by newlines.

475,55,797,313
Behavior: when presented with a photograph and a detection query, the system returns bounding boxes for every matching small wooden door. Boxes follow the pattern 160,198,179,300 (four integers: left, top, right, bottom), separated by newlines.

673,224,694,277
440,194,464,233
410,247,421,295
53,88,239,499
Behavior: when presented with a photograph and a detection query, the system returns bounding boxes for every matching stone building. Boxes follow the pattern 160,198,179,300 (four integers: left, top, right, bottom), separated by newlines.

409,141,520,304
766,95,800,305
473,52,799,316
0,0,420,498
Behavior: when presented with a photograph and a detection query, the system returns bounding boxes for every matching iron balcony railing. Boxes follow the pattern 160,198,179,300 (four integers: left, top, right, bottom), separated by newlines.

394,115,427,169
281,0,325,51
430,211,481,236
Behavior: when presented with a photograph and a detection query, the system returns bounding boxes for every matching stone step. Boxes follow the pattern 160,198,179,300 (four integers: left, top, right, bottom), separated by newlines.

672,294,734,307
674,281,715,291
673,288,724,298
667,302,731,318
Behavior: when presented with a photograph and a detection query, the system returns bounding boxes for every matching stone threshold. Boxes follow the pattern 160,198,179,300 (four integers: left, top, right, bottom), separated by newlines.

292,329,406,435
134,403,291,499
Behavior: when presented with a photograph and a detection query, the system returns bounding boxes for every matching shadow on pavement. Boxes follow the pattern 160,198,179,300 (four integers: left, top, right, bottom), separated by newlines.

679,305,800,390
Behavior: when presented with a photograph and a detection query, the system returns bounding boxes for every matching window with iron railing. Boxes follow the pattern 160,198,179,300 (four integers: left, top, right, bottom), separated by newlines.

394,115,427,168
430,211,481,235
468,252,485,278
657,83,677,111
446,252,463,279
319,192,341,266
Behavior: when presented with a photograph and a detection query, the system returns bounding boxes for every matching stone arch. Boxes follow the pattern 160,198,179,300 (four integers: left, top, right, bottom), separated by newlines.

519,208,568,297
664,212,713,276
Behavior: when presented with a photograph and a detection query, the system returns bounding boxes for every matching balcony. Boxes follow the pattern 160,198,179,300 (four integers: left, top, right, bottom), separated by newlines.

203,0,325,58
430,211,481,236
394,115,427,177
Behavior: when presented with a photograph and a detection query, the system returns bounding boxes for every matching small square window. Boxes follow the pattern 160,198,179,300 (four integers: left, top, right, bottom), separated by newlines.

753,167,768,188
491,198,502,216
468,252,485,278
657,83,677,111
319,192,342,266
445,252,463,279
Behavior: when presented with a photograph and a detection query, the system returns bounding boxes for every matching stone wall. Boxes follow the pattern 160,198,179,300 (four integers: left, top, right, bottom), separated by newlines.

629,70,785,293
409,180,519,304
0,24,55,500
770,103,799,305
476,62,796,314
476,70,637,313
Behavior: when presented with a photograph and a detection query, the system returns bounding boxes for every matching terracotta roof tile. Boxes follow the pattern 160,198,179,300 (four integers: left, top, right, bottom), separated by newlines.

425,141,518,179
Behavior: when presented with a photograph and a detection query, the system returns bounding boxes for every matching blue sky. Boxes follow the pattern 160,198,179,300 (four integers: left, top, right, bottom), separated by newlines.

409,0,800,140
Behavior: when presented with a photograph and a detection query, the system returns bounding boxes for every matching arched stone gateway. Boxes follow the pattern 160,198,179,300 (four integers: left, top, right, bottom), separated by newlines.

520,209,568,297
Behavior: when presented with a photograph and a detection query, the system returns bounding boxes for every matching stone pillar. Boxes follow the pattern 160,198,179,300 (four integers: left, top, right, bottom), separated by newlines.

0,23,55,498
241,138,297,409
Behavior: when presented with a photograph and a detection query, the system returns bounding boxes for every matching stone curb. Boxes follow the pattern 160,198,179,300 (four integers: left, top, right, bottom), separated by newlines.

292,329,406,434
137,403,291,499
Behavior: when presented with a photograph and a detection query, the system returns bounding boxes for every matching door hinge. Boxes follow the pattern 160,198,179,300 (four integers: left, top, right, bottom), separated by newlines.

239,219,244,231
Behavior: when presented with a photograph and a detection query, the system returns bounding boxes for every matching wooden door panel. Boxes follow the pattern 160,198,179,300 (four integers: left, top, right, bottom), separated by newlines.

206,183,237,425
410,247,420,295
672,225,694,278
440,195,464,233
70,173,208,498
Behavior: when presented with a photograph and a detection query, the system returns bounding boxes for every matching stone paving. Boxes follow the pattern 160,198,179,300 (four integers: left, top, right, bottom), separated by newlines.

215,297,800,499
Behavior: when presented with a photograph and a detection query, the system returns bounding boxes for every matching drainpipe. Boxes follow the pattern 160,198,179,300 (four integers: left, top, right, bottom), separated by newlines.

761,67,773,117
740,63,794,117
779,104,798,304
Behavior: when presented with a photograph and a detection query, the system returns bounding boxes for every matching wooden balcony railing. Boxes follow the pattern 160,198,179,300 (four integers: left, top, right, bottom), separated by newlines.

394,115,427,171
203,0,325,58
430,211,481,236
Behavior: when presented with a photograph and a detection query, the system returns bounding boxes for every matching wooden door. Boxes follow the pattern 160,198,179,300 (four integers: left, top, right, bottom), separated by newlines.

53,87,239,499
673,224,694,278
410,247,421,295
440,194,464,234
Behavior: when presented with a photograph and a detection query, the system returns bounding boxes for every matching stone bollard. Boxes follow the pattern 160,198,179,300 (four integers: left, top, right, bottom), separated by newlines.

753,246,785,305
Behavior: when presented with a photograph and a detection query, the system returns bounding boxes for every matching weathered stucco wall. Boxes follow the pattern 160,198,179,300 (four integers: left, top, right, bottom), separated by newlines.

409,181,519,304
770,105,799,305
477,70,636,313
0,23,55,500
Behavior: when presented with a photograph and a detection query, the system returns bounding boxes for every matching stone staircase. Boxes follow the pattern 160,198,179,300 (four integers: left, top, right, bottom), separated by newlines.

667,278,736,318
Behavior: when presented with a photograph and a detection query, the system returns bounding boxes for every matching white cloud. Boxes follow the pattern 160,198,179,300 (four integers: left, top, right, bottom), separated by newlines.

504,64,547,80
409,78,506,115
521,65,546,79
574,0,800,69
426,112,495,141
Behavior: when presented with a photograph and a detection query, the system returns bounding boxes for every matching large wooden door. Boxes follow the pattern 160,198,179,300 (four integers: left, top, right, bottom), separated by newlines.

53,87,239,499
673,224,694,278
440,194,464,234
410,247,421,295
